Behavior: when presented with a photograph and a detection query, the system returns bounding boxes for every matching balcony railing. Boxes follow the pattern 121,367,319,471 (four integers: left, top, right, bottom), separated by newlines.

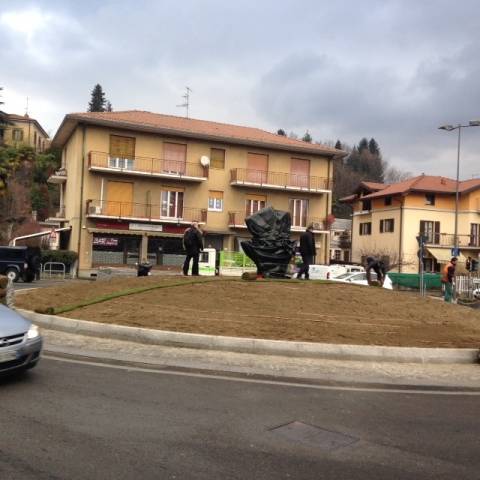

87,199,207,224
424,233,480,248
89,152,208,181
228,211,327,232
230,168,330,192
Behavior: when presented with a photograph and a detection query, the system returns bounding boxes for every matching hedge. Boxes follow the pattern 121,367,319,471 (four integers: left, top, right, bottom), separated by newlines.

40,250,78,267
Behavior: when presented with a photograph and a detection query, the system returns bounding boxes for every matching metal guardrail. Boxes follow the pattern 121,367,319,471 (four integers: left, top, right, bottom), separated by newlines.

42,262,66,279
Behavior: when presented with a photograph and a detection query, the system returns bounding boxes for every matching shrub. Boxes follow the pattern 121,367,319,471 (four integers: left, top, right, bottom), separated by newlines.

40,250,78,267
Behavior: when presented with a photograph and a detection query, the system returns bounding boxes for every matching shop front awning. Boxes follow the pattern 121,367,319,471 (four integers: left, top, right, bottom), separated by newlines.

88,228,183,238
426,247,467,264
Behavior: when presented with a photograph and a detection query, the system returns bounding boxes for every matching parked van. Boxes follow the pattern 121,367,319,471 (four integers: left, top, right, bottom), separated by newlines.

0,246,41,282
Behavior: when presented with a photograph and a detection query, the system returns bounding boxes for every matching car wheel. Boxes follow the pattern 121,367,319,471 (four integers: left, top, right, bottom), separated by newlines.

5,268,20,282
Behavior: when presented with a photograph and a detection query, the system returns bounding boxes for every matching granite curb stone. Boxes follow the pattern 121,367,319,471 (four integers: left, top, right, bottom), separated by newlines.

18,309,480,364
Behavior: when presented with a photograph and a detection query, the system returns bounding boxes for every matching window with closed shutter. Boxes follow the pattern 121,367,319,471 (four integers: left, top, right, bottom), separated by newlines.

290,158,310,188
210,148,225,169
164,143,186,174
247,153,268,183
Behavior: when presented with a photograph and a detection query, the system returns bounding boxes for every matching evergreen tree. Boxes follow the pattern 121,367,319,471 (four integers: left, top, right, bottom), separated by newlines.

277,129,286,136
302,130,312,143
88,84,107,112
368,138,379,155
334,140,342,150
358,137,369,153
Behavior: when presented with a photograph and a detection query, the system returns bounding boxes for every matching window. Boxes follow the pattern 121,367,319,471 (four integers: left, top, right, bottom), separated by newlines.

362,199,372,211
247,153,268,183
425,193,435,206
384,196,392,206
245,194,266,216
208,191,223,212
210,148,225,169
359,222,372,235
380,218,395,233
289,198,309,227
34,131,37,147
161,190,184,218
420,220,440,244
290,158,310,188
163,142,186,174
109,135,135,170
334,250,342,261
470,223,480,247
12,129,23,141
343,250,350,262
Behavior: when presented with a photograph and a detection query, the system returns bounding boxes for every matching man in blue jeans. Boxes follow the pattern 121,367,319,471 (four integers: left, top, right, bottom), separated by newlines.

442,257,457,302
182,222,204,276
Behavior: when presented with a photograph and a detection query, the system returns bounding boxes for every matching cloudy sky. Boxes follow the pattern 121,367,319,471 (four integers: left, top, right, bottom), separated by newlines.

1,0,479,178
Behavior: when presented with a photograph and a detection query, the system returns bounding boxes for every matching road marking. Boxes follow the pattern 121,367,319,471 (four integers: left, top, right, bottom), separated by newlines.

42,354,480,396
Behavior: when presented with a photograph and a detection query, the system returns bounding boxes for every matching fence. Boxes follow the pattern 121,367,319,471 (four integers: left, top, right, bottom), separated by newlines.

388,273,442,290
455,274,480,299
41,262,67,279
219,251,256,276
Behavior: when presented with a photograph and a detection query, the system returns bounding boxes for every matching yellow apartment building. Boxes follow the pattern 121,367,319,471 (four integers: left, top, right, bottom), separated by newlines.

50,110,343,276
0,111,50,152
343,176,480,273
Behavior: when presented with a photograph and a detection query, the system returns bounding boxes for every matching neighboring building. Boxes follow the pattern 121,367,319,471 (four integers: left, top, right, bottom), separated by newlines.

0,111,50,152
329,218,352,263
50,110,343,275
342,176,480,273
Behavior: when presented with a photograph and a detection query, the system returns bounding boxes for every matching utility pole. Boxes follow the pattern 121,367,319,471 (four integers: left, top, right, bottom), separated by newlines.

177,87,192,118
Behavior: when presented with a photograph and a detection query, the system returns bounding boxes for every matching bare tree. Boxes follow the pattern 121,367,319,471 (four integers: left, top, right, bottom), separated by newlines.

383,165,413,184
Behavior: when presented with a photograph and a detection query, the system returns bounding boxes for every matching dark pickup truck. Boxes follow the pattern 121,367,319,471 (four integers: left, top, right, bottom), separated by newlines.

0,246,41,282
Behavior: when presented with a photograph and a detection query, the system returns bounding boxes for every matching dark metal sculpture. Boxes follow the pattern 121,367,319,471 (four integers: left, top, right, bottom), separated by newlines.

241,207,296,278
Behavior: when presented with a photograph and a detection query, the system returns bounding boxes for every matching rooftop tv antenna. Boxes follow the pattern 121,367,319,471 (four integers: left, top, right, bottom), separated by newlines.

177,86,192,118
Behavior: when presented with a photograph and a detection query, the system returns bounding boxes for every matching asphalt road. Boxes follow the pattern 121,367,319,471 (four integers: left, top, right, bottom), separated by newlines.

0,357,479,480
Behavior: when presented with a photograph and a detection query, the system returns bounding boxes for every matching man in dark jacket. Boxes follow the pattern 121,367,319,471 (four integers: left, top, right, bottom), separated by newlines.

183,222,204,276
365,256,387,286
297,225,316,279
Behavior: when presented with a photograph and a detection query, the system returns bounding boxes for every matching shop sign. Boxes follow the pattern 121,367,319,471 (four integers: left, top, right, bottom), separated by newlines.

93,237,119,246
129,223,164,232
95,222,129,230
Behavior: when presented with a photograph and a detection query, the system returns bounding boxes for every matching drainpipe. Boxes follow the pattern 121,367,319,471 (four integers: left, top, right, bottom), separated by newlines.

398,196,404,273
76,124,87,275
325,156,332,264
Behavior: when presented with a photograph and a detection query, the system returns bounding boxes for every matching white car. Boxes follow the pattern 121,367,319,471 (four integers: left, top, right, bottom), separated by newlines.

330,271,393,290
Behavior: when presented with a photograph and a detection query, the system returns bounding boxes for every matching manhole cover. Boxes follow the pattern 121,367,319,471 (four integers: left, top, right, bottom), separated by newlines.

270,421,358,451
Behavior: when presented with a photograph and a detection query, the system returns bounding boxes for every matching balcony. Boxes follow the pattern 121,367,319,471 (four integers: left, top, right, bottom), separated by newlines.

230,168,330,193
228,211,328,233
89,152,208,182
47,168,67,184
86,199,207,225
424,233,480,248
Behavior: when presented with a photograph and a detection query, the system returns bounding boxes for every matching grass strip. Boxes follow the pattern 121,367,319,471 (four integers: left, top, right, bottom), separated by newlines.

35,277,227,316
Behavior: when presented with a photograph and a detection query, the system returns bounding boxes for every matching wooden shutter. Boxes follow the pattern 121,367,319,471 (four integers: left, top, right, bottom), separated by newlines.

164,143,186,173
106,181,133,216
434,221,440,244
247,153,268,183
110,135,135,158
210,149,225,169
290,158,310,188
209,190,223,200
380,220,384,233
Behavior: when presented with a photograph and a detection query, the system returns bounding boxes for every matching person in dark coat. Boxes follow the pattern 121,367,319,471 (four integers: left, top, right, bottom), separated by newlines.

182,222,204,276
297,225,316,279
365,256,387,286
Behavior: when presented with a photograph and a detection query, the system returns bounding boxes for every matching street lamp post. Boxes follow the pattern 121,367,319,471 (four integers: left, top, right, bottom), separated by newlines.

438,120,480,252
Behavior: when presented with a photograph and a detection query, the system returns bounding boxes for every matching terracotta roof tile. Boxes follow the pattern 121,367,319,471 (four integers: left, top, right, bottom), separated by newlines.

55,110,343,155
362,175,480,199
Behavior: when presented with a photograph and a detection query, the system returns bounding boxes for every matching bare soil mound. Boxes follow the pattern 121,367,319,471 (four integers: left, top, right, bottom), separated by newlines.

16,277,480,348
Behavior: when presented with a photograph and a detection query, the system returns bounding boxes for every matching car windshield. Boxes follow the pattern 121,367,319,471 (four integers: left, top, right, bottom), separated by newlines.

335,273,352,279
